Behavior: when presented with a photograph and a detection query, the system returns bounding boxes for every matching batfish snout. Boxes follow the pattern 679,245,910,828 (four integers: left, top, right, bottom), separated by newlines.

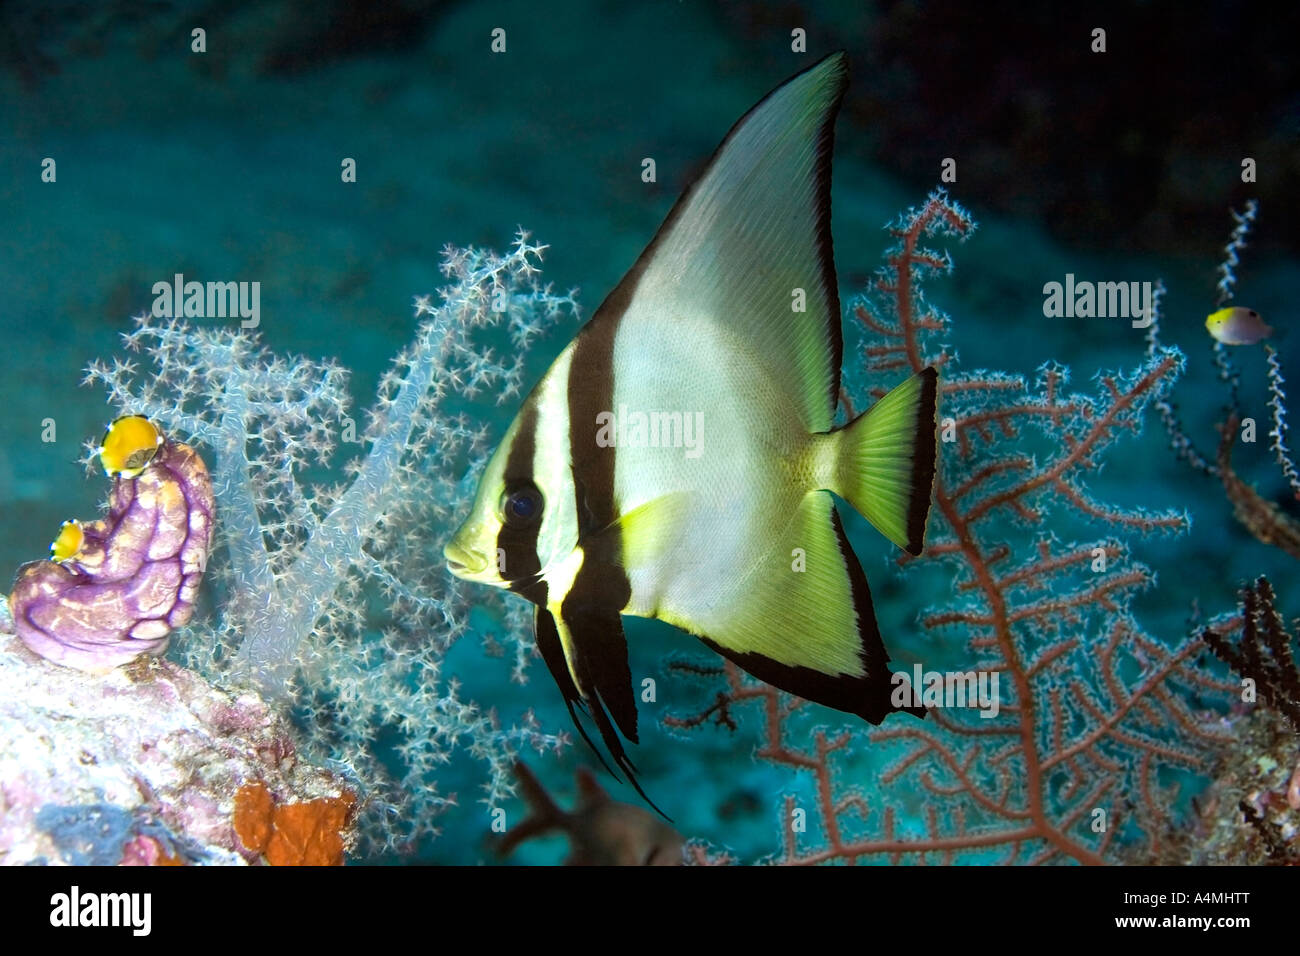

445,538,489,577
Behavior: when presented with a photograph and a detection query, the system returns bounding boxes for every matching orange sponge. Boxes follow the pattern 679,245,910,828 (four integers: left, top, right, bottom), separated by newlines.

234,782,355,866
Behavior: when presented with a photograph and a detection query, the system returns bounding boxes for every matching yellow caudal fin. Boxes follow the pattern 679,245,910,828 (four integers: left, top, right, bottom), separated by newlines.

831,367,939,555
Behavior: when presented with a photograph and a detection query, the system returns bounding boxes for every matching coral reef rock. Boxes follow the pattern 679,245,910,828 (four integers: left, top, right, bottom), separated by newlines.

0,599,354,865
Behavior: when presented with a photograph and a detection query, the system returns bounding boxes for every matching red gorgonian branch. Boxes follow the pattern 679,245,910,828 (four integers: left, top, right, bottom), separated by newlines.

668,190,1237,865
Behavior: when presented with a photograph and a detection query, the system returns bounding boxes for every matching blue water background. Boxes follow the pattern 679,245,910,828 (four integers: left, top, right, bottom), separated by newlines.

2,1,1295,863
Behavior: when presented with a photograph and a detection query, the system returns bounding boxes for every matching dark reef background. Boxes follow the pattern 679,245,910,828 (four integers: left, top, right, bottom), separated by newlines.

1,0,1296,863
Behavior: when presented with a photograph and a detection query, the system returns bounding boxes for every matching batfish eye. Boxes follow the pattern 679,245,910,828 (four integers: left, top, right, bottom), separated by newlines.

501,484,543,526
100,415,164,478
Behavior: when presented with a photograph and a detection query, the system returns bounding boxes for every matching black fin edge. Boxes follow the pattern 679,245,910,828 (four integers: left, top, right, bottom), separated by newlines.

695,505,924,725
905,366,940,556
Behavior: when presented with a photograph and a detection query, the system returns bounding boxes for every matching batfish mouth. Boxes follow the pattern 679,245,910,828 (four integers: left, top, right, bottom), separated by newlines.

444,539,488,577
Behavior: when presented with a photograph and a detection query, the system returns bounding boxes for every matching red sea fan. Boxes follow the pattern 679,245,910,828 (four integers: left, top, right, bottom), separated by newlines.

669,191,1237,864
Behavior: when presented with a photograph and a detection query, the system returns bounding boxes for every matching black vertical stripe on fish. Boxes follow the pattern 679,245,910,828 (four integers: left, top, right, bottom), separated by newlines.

556,242,647,793
546,596,666,816
497,403,546,605
490,382,626,777
549,601,668,817
699,506,923,725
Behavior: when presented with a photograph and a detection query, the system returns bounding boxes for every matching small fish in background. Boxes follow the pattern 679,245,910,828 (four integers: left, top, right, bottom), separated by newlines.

496,762,685,866
446,51,935,807
1206,306,1273,345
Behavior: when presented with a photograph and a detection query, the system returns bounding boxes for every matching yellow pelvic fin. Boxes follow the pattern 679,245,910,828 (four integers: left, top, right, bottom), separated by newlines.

660,490,915,724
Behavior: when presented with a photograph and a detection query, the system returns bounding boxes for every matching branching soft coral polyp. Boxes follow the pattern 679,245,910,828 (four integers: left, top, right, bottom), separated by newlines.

670,191,1236,865
83,231,576,853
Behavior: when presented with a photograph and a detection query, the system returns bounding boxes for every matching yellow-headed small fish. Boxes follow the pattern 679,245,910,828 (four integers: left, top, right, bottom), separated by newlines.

446,52,934,806
1206,306,1272,346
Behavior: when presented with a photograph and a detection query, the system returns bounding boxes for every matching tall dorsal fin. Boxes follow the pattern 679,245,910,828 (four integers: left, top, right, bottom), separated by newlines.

581,51,849,432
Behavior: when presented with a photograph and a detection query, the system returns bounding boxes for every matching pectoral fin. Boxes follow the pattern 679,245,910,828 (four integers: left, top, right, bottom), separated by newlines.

597,492,691,573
